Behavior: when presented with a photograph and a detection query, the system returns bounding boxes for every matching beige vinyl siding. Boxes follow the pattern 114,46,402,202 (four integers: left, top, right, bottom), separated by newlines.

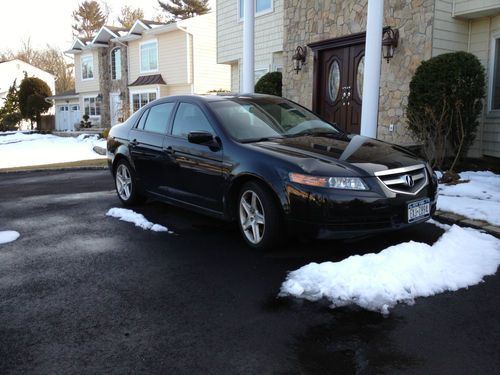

74,51,100,93
454,0,500,18
217,0,284,91
166,84,193,95
231,63,239,92
180,13,231,94
432,0,469,56
128,30,190,86
483,15,500,157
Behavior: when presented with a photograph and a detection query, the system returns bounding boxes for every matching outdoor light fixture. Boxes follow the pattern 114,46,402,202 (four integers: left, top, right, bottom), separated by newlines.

382,27,399,63
292,46,307,74
96,93,103,101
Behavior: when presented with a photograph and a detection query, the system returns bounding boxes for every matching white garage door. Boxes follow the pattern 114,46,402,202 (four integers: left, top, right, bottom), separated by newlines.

56,105,80,131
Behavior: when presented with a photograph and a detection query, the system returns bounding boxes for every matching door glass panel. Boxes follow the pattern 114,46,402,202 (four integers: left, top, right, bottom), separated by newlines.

357,56,365,98
172,103,214,138
328,60,340,102
143,103,175,134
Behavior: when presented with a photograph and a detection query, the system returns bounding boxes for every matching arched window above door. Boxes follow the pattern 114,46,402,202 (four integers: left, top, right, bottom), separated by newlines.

111,47,122,80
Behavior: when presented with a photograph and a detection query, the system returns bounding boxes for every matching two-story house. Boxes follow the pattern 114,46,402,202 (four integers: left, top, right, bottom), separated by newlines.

58,12,230,131
218,0,500,159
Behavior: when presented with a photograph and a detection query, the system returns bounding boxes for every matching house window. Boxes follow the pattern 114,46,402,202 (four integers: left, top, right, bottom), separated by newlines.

83,97,101,116
132,92,157,112
239,0,272,18
491,38,500,110
111,48,122,80
81,55,94,80
140,40,158,73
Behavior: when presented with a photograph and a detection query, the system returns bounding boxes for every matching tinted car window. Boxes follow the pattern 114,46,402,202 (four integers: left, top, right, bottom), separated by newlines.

136,108,150,130
209,98,340,142
172,103,213,138
143,102,175,134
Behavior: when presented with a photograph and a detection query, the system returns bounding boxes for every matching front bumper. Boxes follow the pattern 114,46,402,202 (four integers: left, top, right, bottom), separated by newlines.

285,177,438,239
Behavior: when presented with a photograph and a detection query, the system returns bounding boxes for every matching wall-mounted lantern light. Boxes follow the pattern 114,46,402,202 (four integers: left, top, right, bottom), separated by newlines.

292,46,307,74
382,27,399,63
96,93,103,101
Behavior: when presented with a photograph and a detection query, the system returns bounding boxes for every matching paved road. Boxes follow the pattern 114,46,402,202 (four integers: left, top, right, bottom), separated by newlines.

0,170,499,374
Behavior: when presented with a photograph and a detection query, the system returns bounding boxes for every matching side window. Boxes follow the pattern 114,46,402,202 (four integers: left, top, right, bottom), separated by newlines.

172,103,214,138
136,109,150,130
143,102,176,134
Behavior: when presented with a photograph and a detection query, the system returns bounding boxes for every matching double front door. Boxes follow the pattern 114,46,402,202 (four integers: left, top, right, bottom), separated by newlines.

314,42,365,134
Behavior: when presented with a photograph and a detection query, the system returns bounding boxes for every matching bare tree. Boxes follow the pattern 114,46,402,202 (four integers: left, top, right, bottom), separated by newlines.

117,5,145,28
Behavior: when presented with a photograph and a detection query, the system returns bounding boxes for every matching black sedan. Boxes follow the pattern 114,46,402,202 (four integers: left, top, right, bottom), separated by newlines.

107,94,438,249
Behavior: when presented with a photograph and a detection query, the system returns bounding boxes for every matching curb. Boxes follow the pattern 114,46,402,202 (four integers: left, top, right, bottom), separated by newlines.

433,210,500,239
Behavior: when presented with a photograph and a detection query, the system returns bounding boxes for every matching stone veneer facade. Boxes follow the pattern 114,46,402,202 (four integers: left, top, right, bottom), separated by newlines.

283,0,435,145
97,43,129,126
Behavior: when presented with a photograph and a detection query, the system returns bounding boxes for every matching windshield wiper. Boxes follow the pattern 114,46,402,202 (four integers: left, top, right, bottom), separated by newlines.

240,136,284,143
285,130,345,139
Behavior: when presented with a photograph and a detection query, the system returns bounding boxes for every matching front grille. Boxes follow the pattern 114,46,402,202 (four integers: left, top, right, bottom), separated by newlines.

325,213,403,230
374,164,428,195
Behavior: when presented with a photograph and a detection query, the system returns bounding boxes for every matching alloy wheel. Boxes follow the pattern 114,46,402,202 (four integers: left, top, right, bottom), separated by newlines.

116,164,132,201
239,190,266,244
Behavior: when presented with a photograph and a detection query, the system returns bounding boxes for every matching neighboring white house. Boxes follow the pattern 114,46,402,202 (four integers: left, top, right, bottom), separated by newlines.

217,0,284,92
0,59,55,129
62,11,230,131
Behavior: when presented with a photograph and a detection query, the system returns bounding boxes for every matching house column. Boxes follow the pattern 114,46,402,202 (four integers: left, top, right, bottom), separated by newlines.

242,0,255,93
360,0,384,138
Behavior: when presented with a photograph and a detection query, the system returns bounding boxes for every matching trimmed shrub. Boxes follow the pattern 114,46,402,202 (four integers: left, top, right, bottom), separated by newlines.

18,76,53,129
255,72,282,96
407,51,485,171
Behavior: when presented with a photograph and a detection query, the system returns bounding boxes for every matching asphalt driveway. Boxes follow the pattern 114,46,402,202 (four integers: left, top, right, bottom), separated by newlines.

0,170,499,374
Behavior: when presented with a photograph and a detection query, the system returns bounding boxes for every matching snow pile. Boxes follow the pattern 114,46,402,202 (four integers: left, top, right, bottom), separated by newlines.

0,231,20,244
106,208,170,232
0,133,106,168
280,225,500,314
437,171,500,225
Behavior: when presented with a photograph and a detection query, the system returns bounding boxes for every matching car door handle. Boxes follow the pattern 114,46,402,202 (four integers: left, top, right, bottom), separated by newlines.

129,139,138,147
163,146,174,154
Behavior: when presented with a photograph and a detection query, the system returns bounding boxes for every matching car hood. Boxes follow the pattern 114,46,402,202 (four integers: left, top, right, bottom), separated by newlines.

248,134,424,176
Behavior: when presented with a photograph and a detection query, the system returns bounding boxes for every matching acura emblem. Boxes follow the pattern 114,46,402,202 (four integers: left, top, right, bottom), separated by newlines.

403,175,415,187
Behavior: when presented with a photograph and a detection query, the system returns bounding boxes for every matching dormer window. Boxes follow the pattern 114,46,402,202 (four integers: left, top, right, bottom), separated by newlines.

111,47,122,80
140,40,158,73
81,55,94,80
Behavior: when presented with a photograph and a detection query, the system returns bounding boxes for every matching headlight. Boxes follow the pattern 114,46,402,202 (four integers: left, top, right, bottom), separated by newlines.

289,173,369,190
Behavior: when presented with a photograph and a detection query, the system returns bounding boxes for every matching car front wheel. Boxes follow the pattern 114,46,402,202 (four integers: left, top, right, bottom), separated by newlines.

114,159,144,206
237,181,283,249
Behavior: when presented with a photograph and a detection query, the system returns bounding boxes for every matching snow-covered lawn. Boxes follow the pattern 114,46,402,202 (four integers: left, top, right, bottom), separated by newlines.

437,171,500,226
106,208,172,233
0,231,20,244
280,223,500,314
0,132,106,169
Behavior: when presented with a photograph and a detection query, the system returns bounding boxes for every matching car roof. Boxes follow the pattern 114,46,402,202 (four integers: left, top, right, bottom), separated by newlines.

157,93,280,103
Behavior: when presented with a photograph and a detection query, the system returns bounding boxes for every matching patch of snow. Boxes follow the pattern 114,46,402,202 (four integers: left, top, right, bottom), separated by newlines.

0,231,20,244
106,208,170,232
428,218,451,230
279,225,500,315
0,133,106,169
437,171,500,225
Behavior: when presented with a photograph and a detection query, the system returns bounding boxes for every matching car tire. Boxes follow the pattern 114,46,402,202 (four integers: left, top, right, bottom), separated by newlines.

114,159,145,206
237,181,283,250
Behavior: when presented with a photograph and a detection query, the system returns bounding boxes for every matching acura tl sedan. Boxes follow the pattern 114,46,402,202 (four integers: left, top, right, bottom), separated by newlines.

107,94,438,249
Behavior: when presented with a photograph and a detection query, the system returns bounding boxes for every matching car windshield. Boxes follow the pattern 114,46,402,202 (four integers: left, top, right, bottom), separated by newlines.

208,97,342,142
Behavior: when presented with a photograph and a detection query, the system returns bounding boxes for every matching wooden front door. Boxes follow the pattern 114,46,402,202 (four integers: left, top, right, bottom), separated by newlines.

310,33,367,134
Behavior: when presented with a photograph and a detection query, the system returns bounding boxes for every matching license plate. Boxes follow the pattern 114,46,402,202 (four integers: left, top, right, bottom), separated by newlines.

407,198,430,223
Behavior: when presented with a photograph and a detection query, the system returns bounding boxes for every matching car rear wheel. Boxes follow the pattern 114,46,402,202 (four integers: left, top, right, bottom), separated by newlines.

237,181,283,250
114,160,144,206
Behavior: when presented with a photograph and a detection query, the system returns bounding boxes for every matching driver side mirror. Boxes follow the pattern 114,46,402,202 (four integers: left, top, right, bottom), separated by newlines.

188,131,219,148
